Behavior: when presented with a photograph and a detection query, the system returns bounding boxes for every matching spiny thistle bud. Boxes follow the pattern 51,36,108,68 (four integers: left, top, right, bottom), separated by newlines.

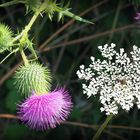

0,23,13,53
14,63,52,96
18,88,73,130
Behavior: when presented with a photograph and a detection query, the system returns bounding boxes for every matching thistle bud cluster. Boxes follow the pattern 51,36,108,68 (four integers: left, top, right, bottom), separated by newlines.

14,62,72,130
0,18,73,131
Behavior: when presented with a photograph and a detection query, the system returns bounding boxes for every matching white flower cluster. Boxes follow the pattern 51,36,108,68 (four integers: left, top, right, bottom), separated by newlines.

77,43,140,115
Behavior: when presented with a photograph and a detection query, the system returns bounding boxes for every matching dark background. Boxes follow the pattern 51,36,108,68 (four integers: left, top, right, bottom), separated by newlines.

0,0,140,140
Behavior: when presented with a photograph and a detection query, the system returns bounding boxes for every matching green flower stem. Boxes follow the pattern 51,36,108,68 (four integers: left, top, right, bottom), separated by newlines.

11,2,46,43
0,48,19,64
12,2,46,63
12,7,42,43
92,114,113,140
22,11,41,38
0,0,24,7
20,50,29,65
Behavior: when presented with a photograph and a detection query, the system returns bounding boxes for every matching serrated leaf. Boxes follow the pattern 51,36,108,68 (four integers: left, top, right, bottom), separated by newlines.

60,9,93,24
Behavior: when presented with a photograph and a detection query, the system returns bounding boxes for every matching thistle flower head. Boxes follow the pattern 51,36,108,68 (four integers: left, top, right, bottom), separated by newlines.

18,88,73,130
134,12,140,21
0,23,13,53
77,43,140,115
14,63,52,96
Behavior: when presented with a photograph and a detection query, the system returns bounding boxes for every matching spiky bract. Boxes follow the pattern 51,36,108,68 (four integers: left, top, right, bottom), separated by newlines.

14,63,52,96
0,23,13,53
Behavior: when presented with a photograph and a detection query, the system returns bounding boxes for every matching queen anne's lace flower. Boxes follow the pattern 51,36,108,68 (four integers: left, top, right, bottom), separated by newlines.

77,43,140,115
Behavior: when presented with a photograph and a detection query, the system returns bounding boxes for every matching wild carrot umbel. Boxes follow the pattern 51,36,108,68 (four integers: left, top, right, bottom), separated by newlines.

77,43,140,115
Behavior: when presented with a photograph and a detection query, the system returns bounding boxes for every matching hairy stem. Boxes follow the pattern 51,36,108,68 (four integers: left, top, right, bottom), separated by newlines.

92,114,113,140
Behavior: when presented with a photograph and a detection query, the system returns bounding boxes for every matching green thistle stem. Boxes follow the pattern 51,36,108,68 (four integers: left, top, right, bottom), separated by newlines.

0,48,19,64
0,0,24,7
92,114,113,140
20,50,29,65
11,2,46,62
23,10,41,37
11,2,46,43
12,6,42,43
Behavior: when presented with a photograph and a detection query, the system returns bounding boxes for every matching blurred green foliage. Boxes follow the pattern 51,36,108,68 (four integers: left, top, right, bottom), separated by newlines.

0,0,140,140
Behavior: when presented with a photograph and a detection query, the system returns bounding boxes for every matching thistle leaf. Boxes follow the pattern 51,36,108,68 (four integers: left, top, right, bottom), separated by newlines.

61,9,93,24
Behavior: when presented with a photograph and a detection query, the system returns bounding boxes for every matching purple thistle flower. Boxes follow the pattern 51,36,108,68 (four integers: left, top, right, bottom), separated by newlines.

134,12,140,24
134,12,140,20
18,88,73,130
